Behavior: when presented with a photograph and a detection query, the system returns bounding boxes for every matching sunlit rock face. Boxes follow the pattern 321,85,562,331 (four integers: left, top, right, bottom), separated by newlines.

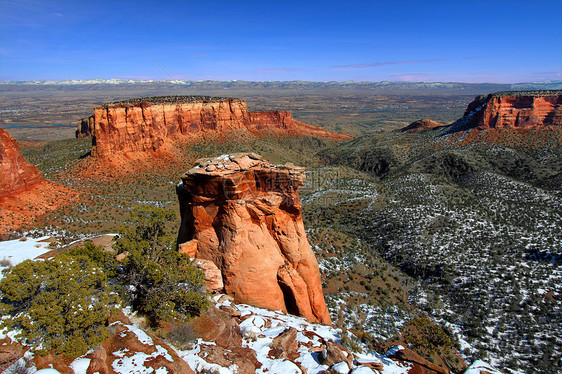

0,127,42,196
462,91,562,129
176,153,332,325
78,96,351,160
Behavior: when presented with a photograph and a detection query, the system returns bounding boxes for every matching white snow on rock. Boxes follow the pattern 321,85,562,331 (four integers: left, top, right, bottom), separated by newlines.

112,350,168,374
69,358,91,374
464,359,505,374
175,295,416,374
332,361,350,373
265,359,302,373
351,367,376,374
176,339,236,374
0,236,53,278
123,323,155,346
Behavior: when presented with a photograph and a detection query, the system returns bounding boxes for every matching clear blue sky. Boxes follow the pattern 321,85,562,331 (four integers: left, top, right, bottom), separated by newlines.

1,0,560,83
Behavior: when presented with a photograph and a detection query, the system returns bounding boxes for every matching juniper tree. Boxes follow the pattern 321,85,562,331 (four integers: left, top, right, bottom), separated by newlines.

0,255,120,357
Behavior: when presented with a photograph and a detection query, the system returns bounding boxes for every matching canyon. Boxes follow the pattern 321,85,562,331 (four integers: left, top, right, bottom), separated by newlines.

2,86,559,373
176,153,332,325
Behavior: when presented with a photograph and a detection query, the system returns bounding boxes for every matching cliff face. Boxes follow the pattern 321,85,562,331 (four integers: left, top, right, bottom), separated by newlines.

0,127,42,196
80,96,351,160
462,91,562,129
176,153,332,324
0,127,77,235
91,98,250,158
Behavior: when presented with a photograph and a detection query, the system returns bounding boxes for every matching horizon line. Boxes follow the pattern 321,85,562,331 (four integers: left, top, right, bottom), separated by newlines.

1,78,561,85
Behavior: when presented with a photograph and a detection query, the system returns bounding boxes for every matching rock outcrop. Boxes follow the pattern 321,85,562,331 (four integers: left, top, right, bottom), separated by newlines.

387,347,450,374
0,127,43,196
75,116,94,138
457,90,562,130
176,153,332,324
399,118,445,132
0,127,77,236
78,96,351,160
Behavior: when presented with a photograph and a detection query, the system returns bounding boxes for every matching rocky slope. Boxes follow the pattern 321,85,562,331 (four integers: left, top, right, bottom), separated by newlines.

2,293,502,374
452,90,562,131
176,153,332,325
0,127,76,236
78,96,351,161
398,118,445,132
0,127,43,196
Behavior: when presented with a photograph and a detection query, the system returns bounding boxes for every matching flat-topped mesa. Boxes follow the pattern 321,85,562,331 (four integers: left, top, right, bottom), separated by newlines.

79,96,351,159
176,153,332,325
0,127,42,196
460,90,562,130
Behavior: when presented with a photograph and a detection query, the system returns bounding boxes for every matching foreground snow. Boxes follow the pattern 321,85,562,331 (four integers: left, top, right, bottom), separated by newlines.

0,236,53,279
170,295,414,374
1,238,504,374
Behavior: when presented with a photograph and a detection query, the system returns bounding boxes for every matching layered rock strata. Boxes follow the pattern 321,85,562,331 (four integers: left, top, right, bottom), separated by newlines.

176,153,331,324
78,96,351,160
460,90,562,129
0,127,77,235
0,127,43,196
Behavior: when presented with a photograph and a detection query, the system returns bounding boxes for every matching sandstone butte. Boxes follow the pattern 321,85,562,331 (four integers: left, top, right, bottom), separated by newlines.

0,127,76,235
77,96,352,161
460,90,562,129
176,153,332,325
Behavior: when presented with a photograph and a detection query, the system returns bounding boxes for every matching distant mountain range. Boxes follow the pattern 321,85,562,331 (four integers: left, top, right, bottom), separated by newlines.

2,79,562,91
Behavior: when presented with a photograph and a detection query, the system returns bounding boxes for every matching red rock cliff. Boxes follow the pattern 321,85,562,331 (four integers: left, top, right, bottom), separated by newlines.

176,153,332,324
0,127,42,196
83,96,351,160
0,127,77,235
461,91,562,129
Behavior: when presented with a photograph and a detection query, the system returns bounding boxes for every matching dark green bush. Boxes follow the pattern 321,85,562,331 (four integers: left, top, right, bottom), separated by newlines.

66,240,118,277
123,249,208,323
0,255,120,357
115,205,209,324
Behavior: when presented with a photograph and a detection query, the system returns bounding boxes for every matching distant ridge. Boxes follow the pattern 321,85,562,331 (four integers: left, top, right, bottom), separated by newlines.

2,79,561,91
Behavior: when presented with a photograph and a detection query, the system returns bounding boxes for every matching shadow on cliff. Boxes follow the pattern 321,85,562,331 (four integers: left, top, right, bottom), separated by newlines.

524,248,562,265
79,150,91,159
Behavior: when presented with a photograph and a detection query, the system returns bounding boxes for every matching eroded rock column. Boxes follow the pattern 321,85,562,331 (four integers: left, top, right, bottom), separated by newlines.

176,153,331,324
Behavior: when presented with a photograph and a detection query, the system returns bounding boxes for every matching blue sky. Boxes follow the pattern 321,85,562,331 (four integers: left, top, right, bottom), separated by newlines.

1,0,560,83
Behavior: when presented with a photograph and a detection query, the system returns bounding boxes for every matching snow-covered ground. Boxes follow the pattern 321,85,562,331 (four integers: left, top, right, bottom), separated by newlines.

1,237,504,374
0,236,54,279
